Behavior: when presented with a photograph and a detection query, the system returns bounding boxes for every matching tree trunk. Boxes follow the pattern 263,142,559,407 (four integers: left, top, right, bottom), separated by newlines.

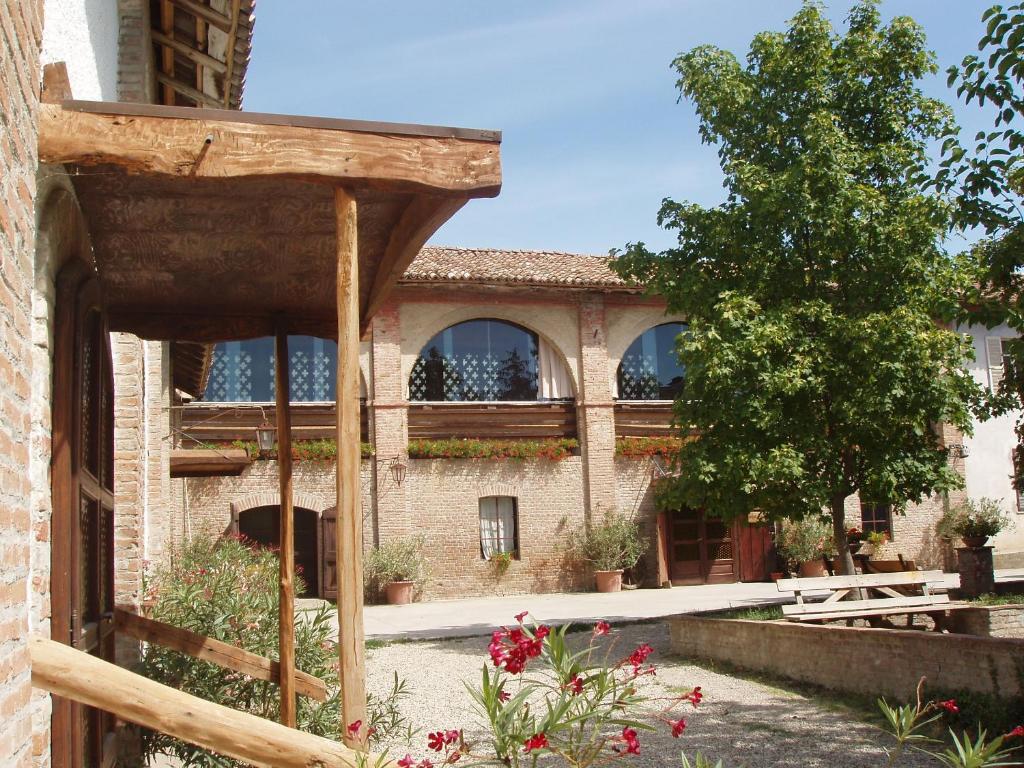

830,497,856,576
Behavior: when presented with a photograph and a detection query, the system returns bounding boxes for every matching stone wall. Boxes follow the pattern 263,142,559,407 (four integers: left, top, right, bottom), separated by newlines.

948,604,1024,639
0,1,44,764
669,615,1024,701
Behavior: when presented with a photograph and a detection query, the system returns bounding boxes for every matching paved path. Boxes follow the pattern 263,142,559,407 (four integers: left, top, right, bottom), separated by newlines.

300,567,1024,641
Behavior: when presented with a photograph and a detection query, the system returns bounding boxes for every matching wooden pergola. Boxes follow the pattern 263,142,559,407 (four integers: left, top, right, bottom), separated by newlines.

38,99,501,745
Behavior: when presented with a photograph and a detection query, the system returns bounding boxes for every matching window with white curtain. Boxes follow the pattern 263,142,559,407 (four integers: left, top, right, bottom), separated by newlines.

479,496,518,559
617,322,688,400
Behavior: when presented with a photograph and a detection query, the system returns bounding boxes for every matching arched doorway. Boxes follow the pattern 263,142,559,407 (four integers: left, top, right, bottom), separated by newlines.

236,506,320,597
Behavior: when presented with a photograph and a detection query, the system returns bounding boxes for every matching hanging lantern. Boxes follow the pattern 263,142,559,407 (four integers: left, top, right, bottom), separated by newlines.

389,459,407,487
255,421,276,453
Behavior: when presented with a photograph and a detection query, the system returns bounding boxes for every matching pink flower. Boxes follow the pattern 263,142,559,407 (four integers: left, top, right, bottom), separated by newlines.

346,720,362,736
444,730,460,745
514,611,528,623
427,732,446,751
1007,725,1024,738
614,727,640,755
568,674,584,695
418,761,434,768
671,718,687,738
938,699,959,714
593,620,611,636
498,690,511,703
398,756,415,768
524,733,548,753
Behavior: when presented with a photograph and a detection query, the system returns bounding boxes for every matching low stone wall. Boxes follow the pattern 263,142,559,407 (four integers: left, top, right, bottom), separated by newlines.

948,604,1024,639
669,615,1024,701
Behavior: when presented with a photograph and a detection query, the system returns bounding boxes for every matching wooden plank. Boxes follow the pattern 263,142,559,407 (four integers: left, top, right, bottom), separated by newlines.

38,103,502,196
336,187,367,748
156,72,225,108
776,570,941,593
42,62,73,104
222,0,241,108
785,603,971,623
782,595,950,617
275,329,296,727
113,609,327,701
152,30,228,73
169,448,250,477
168,0,234,31
159,1,175,105
30,636,360,768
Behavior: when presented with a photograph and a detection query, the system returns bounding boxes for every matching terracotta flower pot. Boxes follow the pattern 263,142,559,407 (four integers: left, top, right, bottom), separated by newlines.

770,571,785,583
962,535,989,549
594,570,623,593
385,580,414,605
798,560,827,578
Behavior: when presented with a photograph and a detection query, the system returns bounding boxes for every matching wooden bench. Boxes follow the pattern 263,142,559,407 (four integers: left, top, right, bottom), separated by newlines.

776,570,967,630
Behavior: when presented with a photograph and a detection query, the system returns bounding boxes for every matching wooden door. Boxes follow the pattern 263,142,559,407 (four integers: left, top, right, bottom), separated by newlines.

51,270,117,768
736,522,775,582
668,508,738,585
320,508,338,599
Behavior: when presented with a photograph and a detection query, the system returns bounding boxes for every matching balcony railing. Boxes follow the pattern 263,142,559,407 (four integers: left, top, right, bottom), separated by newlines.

178,401,369,445
614,401,676,437
408,400,577,440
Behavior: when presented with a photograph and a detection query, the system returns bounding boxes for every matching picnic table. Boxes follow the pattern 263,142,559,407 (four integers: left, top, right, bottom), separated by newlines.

776,570,968,631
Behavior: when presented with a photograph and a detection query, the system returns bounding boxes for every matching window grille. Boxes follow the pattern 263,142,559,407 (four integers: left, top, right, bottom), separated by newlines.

203,336,337,402
859,501,893,537
617,322,687,400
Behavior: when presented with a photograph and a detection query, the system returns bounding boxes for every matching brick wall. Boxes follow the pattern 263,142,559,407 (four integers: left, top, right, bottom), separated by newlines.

112,333,144,609
577,296,616,521
948,604,1024,639
0,1,44,764
670,614,1024,701
371,302,406,542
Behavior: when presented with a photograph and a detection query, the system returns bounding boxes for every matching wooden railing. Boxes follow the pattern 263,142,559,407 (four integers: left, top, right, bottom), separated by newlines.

614,401,676,437
114,609,327,701
408,401,577,440
178,401,369,444
30,636,366,767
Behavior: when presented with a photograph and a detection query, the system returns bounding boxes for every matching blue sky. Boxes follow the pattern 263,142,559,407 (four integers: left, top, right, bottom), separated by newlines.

245,2,997,255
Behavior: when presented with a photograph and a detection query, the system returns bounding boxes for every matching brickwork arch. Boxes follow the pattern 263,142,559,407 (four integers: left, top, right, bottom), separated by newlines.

229,491,328,519
401,307,578,398
477,482,520,499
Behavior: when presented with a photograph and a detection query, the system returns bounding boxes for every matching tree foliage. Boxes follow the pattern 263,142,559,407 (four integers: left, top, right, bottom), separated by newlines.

942,3,1024,480
612,1,985,570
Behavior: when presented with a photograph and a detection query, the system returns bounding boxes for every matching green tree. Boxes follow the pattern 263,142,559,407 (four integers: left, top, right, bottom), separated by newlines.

613,1,985,573
942,3,1024,478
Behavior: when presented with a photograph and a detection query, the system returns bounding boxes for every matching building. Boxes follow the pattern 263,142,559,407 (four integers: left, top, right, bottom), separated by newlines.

3,0,502,764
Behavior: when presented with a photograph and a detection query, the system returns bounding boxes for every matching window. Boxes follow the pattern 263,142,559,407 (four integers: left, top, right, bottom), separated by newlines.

617,322,687,400
479,496,518,559
860,501,893,537
986,336,1015,392
410,319,540,402
203,336,337,402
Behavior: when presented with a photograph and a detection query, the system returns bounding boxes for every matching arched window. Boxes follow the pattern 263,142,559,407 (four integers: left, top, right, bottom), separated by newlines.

410,319,569,401
617,322,687,400
203,336,337,402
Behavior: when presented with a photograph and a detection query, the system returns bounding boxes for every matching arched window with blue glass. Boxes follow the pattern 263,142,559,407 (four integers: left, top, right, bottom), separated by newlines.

409,319,572,401
616,322,688,401
202,336,338,402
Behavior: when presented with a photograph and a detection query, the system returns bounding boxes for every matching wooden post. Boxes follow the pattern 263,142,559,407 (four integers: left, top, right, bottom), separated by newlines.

335,187,367,747
275,328,296,727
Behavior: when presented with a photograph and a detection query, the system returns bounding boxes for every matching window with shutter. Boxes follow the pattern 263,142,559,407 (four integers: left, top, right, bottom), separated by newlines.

986,336,1010,391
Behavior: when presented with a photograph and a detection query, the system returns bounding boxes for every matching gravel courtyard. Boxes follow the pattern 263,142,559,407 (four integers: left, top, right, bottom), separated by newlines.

366,620,938,768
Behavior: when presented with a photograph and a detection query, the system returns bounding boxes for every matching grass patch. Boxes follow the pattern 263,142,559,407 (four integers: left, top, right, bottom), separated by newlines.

703,605,784,621
970,592,1024,606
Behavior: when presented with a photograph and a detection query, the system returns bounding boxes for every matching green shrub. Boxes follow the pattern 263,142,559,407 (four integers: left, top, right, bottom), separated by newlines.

363,536,428,601
407,437,579,461
777,518,835,564
140,536,411,765
567,512,649,572
938,498,1012,541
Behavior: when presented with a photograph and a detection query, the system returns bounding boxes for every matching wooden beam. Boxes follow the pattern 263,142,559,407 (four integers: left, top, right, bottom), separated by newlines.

155,72,225,108
41,62,73,103
37,102,502,196
275,328,296,727
223,0,241,107
168,0,233,32
30,636,364,768
152,30,227,73
113,609,327,701
335,187,366,748
362,196,466,326
194,12,207,93
169,447,250,477
159,1,175,105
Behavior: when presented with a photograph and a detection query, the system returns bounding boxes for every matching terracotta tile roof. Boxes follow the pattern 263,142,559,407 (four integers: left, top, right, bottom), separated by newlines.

402,246,631,289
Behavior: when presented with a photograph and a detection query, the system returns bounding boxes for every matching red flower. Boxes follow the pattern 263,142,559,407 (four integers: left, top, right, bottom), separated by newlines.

671,718,687,738
1007,725,1024,738
685,686,703,707
514,611,528,623
346,720,362,736
627,643,654,672
398,756,415,768
568,674,584,695
938,699,959,714
524,733,549,753
444,730,460,745
615,727,640,755
418,761,434,768
427,732,446,751
535,625,550,640
498,690,511,702
593,620,611,636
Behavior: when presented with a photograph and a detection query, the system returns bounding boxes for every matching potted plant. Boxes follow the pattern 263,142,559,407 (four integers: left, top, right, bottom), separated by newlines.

863,529,889,556
363,536,426,605
845,526,864,555
942,498,1010,548
777,518,835,577
569,512,649,592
